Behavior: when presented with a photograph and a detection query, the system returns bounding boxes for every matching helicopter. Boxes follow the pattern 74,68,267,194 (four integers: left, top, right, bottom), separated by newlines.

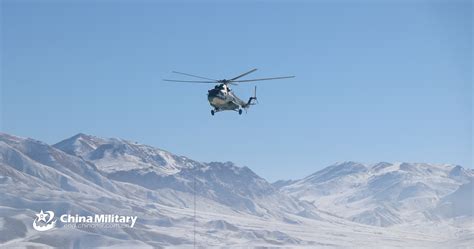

163,68,295,115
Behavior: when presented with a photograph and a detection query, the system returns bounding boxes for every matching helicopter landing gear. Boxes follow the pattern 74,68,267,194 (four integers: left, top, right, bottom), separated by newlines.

211,110,215,116
238,109,243,115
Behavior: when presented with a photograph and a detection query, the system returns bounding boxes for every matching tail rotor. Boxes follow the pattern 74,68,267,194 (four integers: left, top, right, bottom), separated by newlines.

243,85,258,111
251,86,258,105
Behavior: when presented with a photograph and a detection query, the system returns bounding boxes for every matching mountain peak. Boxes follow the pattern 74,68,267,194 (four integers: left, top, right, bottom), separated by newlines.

72,132,88,138
54,133,107,157
0,132,25,144
53,133,198,175
303,161,367,183
332,161,365,166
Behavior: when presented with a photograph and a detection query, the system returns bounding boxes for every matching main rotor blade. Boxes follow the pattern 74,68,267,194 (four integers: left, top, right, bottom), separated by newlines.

230,68,258,81
172,71,217,81
163,79,217,83
231,76,295,83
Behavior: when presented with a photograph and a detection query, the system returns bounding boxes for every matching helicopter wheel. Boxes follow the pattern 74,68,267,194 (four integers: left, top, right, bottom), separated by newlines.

238,109,242,115
211,110,215,116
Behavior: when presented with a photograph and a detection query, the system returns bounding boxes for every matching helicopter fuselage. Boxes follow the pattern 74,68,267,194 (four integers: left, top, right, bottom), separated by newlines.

207,87,244,111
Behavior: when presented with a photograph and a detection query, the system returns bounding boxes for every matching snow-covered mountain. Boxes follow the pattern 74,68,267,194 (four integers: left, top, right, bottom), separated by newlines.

54,133,197,175
277,161,473,227
53,134,307,217
1,132,472,248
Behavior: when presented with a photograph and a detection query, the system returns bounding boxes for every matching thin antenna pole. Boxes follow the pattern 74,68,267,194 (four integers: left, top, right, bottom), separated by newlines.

193,168,196,248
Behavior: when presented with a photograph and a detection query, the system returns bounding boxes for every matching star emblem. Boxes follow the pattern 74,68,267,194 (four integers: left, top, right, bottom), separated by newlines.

36,210,47,222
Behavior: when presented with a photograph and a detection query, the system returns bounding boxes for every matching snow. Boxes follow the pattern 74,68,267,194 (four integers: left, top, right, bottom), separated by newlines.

0,133,472,248
53,133,197,176
279,161,472,228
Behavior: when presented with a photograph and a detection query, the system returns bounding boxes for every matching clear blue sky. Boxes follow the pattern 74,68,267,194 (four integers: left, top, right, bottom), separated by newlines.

1,1,472,181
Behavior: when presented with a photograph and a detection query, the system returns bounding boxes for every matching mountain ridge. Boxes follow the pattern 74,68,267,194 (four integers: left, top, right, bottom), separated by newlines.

1,132,472,248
